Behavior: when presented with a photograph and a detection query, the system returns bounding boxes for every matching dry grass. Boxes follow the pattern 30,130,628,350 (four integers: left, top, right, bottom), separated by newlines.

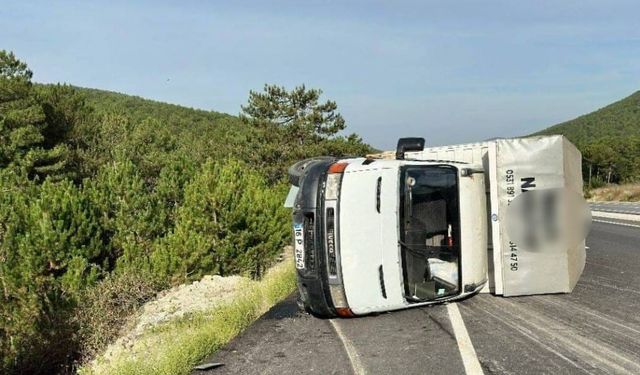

588,183,640,202
74,271,166,360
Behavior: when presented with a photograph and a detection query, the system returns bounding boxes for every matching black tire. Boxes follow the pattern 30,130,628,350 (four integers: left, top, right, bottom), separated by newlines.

288,156,335,186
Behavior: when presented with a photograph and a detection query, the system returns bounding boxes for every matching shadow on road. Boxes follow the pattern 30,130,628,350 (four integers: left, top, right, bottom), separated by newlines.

262,293,301,321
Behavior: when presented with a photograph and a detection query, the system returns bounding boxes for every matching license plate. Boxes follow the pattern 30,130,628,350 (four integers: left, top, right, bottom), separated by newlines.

293,223,305,269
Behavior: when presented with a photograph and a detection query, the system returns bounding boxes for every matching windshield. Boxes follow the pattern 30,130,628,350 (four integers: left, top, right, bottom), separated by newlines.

399,165,460,302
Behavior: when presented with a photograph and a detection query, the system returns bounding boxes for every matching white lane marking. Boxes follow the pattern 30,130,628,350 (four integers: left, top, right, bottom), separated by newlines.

447,303,484,375
591,201,640,205
596,210,640,214
329,319,366,375
591,210,640,222
593,219,640,228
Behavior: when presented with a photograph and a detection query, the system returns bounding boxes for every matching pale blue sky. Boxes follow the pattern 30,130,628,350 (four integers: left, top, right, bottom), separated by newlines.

2,1,639,148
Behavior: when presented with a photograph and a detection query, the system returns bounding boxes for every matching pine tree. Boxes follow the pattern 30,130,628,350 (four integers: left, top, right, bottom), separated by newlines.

239,84,371,182
151,159,289,282
0,51,69,180
240,84,346,145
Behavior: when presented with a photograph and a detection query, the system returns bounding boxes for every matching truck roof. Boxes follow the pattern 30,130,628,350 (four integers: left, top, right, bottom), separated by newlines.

341,157,474,169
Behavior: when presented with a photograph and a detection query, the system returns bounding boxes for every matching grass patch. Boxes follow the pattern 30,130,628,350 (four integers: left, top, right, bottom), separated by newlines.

80,259,296,375
589,183,640,202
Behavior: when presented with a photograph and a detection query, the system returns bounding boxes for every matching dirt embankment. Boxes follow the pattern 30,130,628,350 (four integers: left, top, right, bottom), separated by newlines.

96,273,248,364
88,251,294,372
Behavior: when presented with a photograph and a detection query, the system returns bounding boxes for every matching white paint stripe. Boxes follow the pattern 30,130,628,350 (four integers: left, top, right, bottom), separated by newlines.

447,303,484,375
329,320,366,375
591,210,640,222
593,219,640,228
590,201,640,205
596,210,640,215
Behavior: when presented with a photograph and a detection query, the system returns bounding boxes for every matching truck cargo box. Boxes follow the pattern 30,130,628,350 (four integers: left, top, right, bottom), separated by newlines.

406,135,586,296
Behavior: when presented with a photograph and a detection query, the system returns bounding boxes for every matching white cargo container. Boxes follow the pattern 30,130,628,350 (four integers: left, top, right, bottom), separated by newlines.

407,135,586,296
287,135,587,317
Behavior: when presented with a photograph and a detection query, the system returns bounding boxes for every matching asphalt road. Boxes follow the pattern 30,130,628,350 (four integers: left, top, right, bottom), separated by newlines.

590,201,640,215
194,220,640,375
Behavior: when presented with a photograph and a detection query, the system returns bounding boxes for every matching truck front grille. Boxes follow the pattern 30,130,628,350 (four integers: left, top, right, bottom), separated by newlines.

326,208,337,276
304,214,315,272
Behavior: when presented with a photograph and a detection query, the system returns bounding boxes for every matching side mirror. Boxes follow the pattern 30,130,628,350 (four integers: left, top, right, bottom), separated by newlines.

396,137,425,160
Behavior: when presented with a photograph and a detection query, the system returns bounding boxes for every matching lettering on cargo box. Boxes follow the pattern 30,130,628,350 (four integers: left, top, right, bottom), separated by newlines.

505,169,515,204
504,177,536,273
509,240,518,271
505,171,537,205
520,177,536,192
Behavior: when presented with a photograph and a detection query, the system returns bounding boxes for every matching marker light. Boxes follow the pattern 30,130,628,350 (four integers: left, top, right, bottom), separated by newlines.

328,162,348,174
335,307,355,318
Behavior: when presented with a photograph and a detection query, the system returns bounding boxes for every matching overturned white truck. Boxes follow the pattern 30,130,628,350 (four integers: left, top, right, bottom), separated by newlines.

286,135,589,317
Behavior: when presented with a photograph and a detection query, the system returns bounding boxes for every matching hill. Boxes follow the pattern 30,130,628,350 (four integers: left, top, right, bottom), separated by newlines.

535,90,640,147
73,86,243,130
34,84,371,182
534,91,640,184
35,84,250,174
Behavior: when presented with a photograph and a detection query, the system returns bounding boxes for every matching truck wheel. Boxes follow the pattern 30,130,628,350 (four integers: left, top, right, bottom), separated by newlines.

288,156,335,186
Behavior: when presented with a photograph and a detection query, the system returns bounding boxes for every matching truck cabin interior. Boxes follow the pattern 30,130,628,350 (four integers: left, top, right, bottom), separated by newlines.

399,165,461,302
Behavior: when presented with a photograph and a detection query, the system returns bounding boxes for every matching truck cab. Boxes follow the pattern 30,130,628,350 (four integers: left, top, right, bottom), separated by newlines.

290,140,488,317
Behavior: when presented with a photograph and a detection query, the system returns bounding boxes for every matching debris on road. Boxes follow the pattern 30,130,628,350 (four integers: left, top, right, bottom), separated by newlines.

193,362,224,371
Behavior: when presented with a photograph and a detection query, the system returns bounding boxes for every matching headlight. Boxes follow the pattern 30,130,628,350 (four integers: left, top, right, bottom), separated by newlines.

330,284,349,307
325,173,342,200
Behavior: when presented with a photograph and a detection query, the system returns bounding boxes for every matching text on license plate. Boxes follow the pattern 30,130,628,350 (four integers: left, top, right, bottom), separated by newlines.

294,223,305,269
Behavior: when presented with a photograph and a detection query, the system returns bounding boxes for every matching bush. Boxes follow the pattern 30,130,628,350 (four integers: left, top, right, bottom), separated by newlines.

74,270,165,361
150,159,289,283
0,172,104,374
83,159,167,273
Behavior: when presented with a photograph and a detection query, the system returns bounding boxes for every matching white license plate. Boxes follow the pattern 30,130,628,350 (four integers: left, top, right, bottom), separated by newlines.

293,223,305,269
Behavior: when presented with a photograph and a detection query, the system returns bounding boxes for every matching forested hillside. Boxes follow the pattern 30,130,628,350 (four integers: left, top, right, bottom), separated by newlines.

0,51,371,374
535,91,640,184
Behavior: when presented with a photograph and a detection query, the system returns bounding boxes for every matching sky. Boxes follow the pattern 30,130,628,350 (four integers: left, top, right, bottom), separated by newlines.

2,0,639,149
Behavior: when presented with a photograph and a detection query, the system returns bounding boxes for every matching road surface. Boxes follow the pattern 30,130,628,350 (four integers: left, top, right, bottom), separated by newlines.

590,201,640,215
194,218,640,375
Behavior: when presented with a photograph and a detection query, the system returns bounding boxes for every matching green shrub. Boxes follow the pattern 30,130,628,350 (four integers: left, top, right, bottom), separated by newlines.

84,159,167,273
151,159,289,283
0,172,104,374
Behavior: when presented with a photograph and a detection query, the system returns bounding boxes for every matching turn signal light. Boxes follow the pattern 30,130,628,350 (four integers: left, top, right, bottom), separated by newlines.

328,162,348,174
335,307,355,318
